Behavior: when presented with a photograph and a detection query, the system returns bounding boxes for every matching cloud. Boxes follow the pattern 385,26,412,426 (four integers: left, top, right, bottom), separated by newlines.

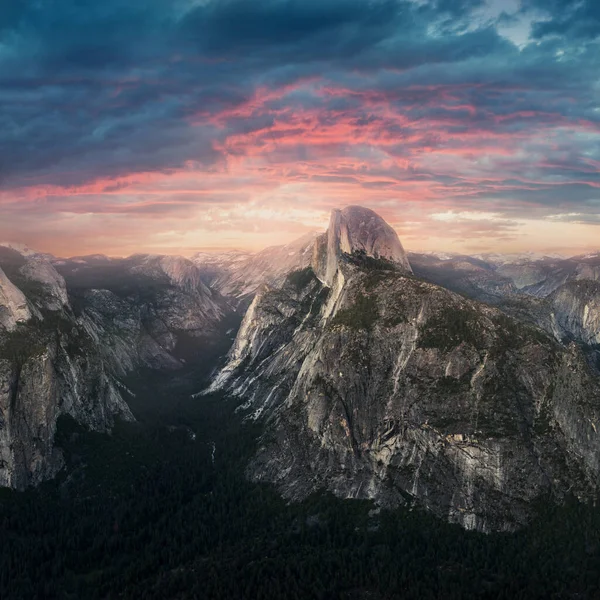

179,0,400,59
0,0,599,255
524,0,600,41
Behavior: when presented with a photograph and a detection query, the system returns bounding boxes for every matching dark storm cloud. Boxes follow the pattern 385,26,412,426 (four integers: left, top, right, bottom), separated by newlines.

524,0,600,40
179,0,401,60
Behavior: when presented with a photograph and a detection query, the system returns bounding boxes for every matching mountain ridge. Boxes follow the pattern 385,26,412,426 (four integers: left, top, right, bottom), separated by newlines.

209,206,600,532
0,246,233,489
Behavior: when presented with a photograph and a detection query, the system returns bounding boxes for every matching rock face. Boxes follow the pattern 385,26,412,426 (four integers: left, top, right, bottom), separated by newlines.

0,333,132,489
210,207,600,532
549,280,600,347
314,206,411,286
576,262,600,282
193,233,318,308
76,288,182,373
128,254,209,293
0,247,233,490
192,250,254,290
411,251,600,356
495,253,600,298
496,259,573,297
0,267,31,331
19,257,70,310
54,253,230,371
0,253,133,489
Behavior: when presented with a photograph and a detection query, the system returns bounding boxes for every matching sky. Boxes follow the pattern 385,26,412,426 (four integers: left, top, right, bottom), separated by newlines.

0,0,599,257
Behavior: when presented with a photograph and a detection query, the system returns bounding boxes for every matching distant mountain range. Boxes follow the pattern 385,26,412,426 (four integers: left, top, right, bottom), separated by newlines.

1,211,599,532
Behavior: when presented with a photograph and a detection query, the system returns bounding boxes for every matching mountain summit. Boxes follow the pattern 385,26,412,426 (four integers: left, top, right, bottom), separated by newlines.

313,206,412,286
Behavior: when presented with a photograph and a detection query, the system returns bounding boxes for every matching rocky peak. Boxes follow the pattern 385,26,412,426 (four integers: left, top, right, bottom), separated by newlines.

313,206,412,286
0,266,31,330
193,233,319,308
127,254,210,294
155,255,209,293
0,241,39,258
19,257,70,310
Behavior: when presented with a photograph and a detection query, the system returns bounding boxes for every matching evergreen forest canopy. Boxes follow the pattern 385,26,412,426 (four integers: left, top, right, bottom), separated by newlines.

0,329,599,600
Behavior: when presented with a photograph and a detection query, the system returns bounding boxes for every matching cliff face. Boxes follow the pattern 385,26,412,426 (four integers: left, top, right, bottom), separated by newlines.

193,233,318,309
549,280,600,347
0,330,132,489
55,253,230,372
0,249,232,490
0,267,31,330
409,251,600,356
0,254,133,489
495,258,578,297
314,206,412,286
210,207,600,532
494,276,600,363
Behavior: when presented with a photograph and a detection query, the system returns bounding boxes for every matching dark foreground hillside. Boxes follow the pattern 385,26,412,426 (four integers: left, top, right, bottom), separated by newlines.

1,334,599,600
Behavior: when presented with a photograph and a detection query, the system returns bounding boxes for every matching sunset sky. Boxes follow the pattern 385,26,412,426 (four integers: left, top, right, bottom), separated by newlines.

1,0,599,257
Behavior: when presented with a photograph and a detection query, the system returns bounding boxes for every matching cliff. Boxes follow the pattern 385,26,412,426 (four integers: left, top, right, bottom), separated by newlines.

209,207,600,532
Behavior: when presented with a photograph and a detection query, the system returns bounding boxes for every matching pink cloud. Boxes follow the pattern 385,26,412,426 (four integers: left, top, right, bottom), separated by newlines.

3,78,600,256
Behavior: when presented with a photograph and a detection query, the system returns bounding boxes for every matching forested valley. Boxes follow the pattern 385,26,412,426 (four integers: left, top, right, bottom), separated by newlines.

1,330,599,600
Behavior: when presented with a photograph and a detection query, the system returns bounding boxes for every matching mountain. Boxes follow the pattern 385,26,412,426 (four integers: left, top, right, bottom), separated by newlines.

497,255,600,357
313,206,412,286
473,252,567,265
496,257,578,297
192,208,409,309
410,252,600,358
409,253,517,304
0,242,55,262
490,253,600,298
0,245,238,489
0,247,133,489
0,267,31,330
191,250,253,289
192,232,318,308
54,253,231,371
550,279,600,348
209,206,600,532
411,252,600,301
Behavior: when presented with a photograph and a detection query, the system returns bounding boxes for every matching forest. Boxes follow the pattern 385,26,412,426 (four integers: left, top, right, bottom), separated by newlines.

1,345,599,600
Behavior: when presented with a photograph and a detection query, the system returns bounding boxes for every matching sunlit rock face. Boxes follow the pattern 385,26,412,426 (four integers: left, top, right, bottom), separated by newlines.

313,206,412,286
0,267,31,331
19,257,70,311
549,281,600,347
192,208,410,309
210,206,600,532
193,233,318,309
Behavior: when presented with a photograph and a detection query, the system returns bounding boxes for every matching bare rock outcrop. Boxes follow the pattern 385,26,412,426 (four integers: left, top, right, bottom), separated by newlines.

209,207,600,532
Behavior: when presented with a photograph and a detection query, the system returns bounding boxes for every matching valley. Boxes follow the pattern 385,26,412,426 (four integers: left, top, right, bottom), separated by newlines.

1,206,600,597
2,331,600,600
